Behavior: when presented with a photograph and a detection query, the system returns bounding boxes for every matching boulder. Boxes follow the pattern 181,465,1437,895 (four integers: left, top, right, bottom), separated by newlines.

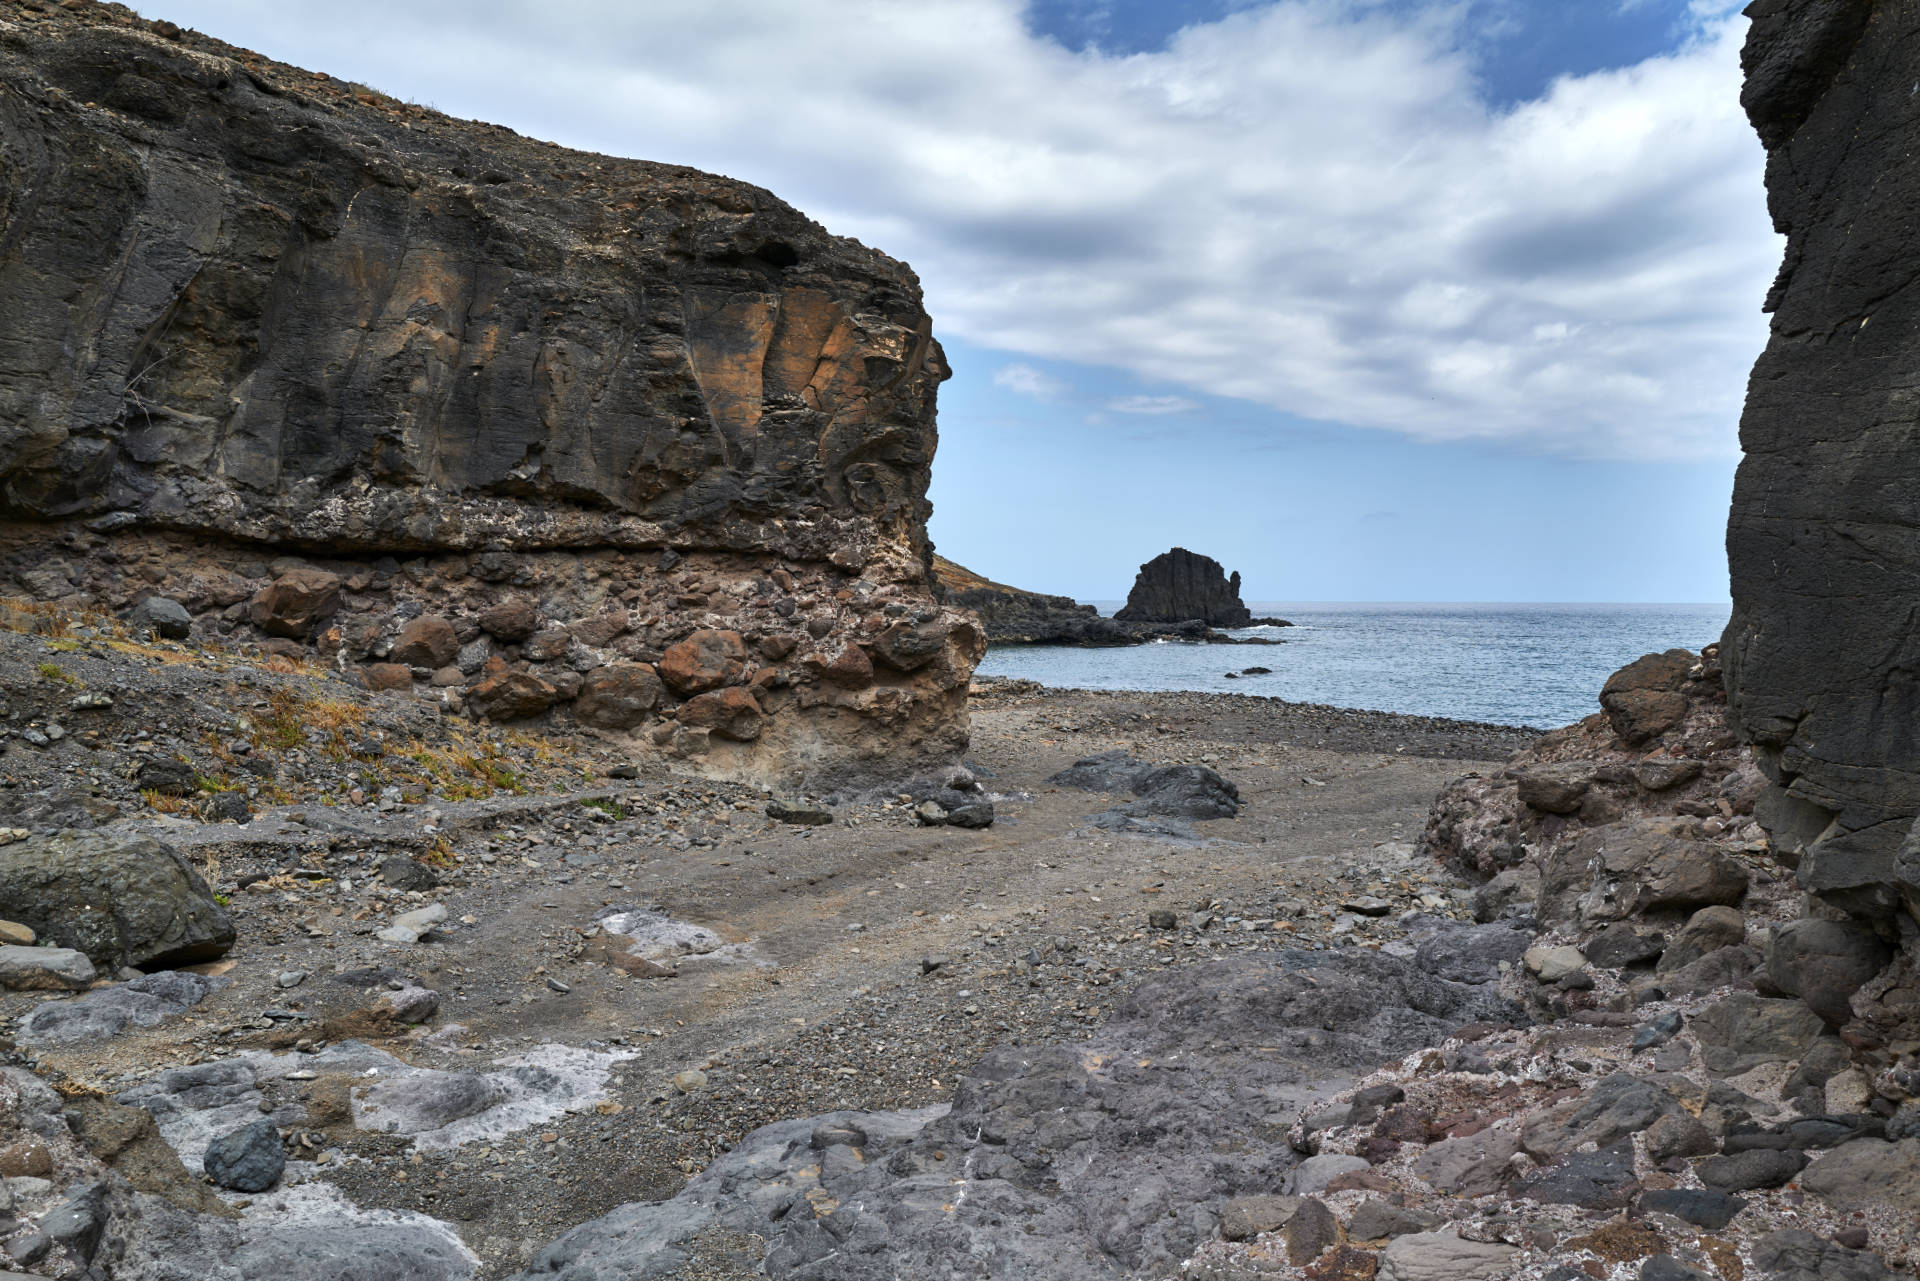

1644,1113,1715,1162
1469,865,1541,923
1586,923,1667,969
1520,1073,1681,1160
1113,547,1253,627
1634,757,1704,791
127,596,191,640
1800,1138,1920,1212
574,664,663,730
1516,762,1595,815
1750,1230,1903,1281
677,688,764,741
1219,1193,1301,1241
870,621,950,672
1524,945,1586,983
1600,650,1692,745
478,597,538,642
766,799,832,826
1766,918,1893,1026
356,1070,505,1135
657,630,748,695
0,946,95,991
1411,1128,1520,1197
363,662,412,693
470,671,558,721
247,568,341,638
1692,994,1826,1073
1698,1147,1809,1192
1539,818,1747,927
1517,1141,1638,1209
1377,1231,1516,1281
1412,920,1532,985
203,1119,284,1193
1636,1187,1744,1231
1658,905,1746,974
0,830,233,969
390,615,458,668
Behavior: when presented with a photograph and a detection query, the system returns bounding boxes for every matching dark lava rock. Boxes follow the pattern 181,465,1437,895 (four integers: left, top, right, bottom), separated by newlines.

1633,1010,1684,1051
134,757,197,798
1520,1072,1681,1160
128,596,192,640
1051,751,1241,821
1640,1256,1709,1281
1697,1147,1809,1192
1518,1141,1639,1209
943,801,995,829
1722,0,1920,928
380,857,439,893
203,1119,285,1193
0,830,234,970
766,799,833,826
1114,547,1254,627
18,971,229,1044
1637,1187,1746,1230
1765,918,1892,1026
1751,1229,1903,1281
514,949,1523,1281
1411,919,1532,985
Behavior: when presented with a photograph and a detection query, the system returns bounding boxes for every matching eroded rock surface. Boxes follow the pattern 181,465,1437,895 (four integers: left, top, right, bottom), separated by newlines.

0,0,980,784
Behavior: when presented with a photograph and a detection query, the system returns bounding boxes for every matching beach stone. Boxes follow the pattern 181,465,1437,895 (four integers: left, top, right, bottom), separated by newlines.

0,830,234,970
766,799,832,825
374,985,441,1024
1412,920,1532,984
1698,1147,1809,1192
1516,762,1594,814
1586,923,1667,969
1518,1141,1638,1209
128,595,192,639
1286,1154,1371,1196
1640,1257,1708,1281
380,857,438,892
1645,1112,1714,1161
1692,994,1825,1073
1412,1128,1520,1197
1633,1010,1685,1052
0,921,33,947
1377,1231,1516,1281
1520,1072,1680,1160
1219,1194,1301,1241
1751,1229,1902,1281
0,946,94,991
1346,1199,1439,1242
1284,1198,1341,1265
1637,1187,1745,1230
944,801,995,829
203,1119,284,1192
1658,906,1746,973
1800,1138,1920,1211
1765,918,1893,1026
1524,945,1586,983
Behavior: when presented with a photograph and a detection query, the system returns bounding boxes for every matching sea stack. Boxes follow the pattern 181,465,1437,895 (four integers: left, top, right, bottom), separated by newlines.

0,3,981,784
1114,548,1253,627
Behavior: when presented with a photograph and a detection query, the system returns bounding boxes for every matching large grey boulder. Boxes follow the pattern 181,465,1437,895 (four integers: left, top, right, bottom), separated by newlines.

1691,994,1826,1074
0,831,233,970
1538,818,1747,928
1766,918,1893,1026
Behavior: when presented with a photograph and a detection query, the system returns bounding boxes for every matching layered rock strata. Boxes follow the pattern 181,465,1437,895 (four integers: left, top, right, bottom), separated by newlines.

0,0,980,782
1723,7,1920,950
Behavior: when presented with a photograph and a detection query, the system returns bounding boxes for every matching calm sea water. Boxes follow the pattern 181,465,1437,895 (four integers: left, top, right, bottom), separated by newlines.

976,602,1730,729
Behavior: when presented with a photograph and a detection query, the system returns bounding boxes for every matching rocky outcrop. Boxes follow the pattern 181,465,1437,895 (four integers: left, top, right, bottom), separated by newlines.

1116,547,1271,628
0,0,980,783
1723,5,1919,942
932,553,1282,646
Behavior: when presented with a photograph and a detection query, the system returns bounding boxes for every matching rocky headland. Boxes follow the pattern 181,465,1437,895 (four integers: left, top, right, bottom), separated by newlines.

932,552,1284,647
0,0,982,788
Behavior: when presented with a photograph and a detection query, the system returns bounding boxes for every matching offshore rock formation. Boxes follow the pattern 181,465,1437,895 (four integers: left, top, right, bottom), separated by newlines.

931,553,1227,646
1724,0,1920,1041
1116,547,1273,628
0,0,981,782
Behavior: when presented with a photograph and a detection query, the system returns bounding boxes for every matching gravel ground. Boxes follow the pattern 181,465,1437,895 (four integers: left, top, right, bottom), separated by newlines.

0,621,1537,1278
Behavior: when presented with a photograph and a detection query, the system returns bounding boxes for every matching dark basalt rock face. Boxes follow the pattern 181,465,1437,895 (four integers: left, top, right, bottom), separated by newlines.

1115,547,1253,627
930,554,1229,646
1725,0,1920,1042
0,0,981,782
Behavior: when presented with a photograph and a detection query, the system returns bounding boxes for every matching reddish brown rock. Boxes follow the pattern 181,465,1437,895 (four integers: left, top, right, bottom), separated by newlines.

479,598,538,642
659,630,748,695
247,568,341,638
363,663,412,693
1600,650,1693,746
570,613,630,648
678,687,764,741
471,671,558,720
524,629,573,662
576,664,664,729
807,644,874,689
390,615,458,668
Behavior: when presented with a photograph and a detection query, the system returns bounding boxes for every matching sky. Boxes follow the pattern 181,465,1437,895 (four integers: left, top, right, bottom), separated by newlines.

133,0,1773,603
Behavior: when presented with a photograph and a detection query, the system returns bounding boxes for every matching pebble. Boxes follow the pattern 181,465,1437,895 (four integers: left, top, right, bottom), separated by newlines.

275,970,306,989
673,1069,708,1094
546,977,570,993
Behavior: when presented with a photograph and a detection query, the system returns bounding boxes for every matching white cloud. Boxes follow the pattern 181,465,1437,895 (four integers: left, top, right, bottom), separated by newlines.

992,362,1069,400
1106,394,1202,415
138,0,1776,460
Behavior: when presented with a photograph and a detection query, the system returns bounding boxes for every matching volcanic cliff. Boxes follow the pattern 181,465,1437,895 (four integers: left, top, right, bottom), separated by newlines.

1723,0,1920,1044
0,0,981,783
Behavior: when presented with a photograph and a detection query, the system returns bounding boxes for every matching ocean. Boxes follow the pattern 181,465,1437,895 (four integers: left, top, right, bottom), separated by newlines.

974,602,1730,730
